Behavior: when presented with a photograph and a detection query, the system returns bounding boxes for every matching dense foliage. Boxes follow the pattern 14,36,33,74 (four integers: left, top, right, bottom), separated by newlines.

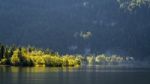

0,43,80,67
117,0,150,11
0,43,134,67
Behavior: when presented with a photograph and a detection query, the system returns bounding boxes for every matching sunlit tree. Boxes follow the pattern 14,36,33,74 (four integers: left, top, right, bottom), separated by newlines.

10,49,20,66
95,54,107,64
87,56,95,65
117,0,150,11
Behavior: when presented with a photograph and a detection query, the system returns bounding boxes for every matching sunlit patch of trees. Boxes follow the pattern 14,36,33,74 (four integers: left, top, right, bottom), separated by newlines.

0,43,135,67
117,0,150,11
0,43,80,67
74,31,92,40
87,54,134,65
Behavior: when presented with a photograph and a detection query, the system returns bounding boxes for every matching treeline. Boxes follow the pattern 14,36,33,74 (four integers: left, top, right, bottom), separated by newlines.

0,43,81,67
0,43,135,67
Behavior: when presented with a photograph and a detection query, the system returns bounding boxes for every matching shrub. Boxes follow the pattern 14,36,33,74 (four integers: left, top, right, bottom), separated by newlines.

0,58,7,64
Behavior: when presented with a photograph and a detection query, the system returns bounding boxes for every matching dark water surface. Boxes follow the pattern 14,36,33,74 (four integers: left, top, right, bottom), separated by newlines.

0,65,150,84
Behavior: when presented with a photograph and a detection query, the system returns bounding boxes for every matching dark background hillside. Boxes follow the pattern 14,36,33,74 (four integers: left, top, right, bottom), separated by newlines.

0,0,150,60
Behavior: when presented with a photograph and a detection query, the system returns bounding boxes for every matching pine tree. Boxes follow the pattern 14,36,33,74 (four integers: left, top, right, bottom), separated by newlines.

0,44,5,60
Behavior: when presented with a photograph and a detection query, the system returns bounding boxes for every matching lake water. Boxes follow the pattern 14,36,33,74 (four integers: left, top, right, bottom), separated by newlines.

0,65,150,84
